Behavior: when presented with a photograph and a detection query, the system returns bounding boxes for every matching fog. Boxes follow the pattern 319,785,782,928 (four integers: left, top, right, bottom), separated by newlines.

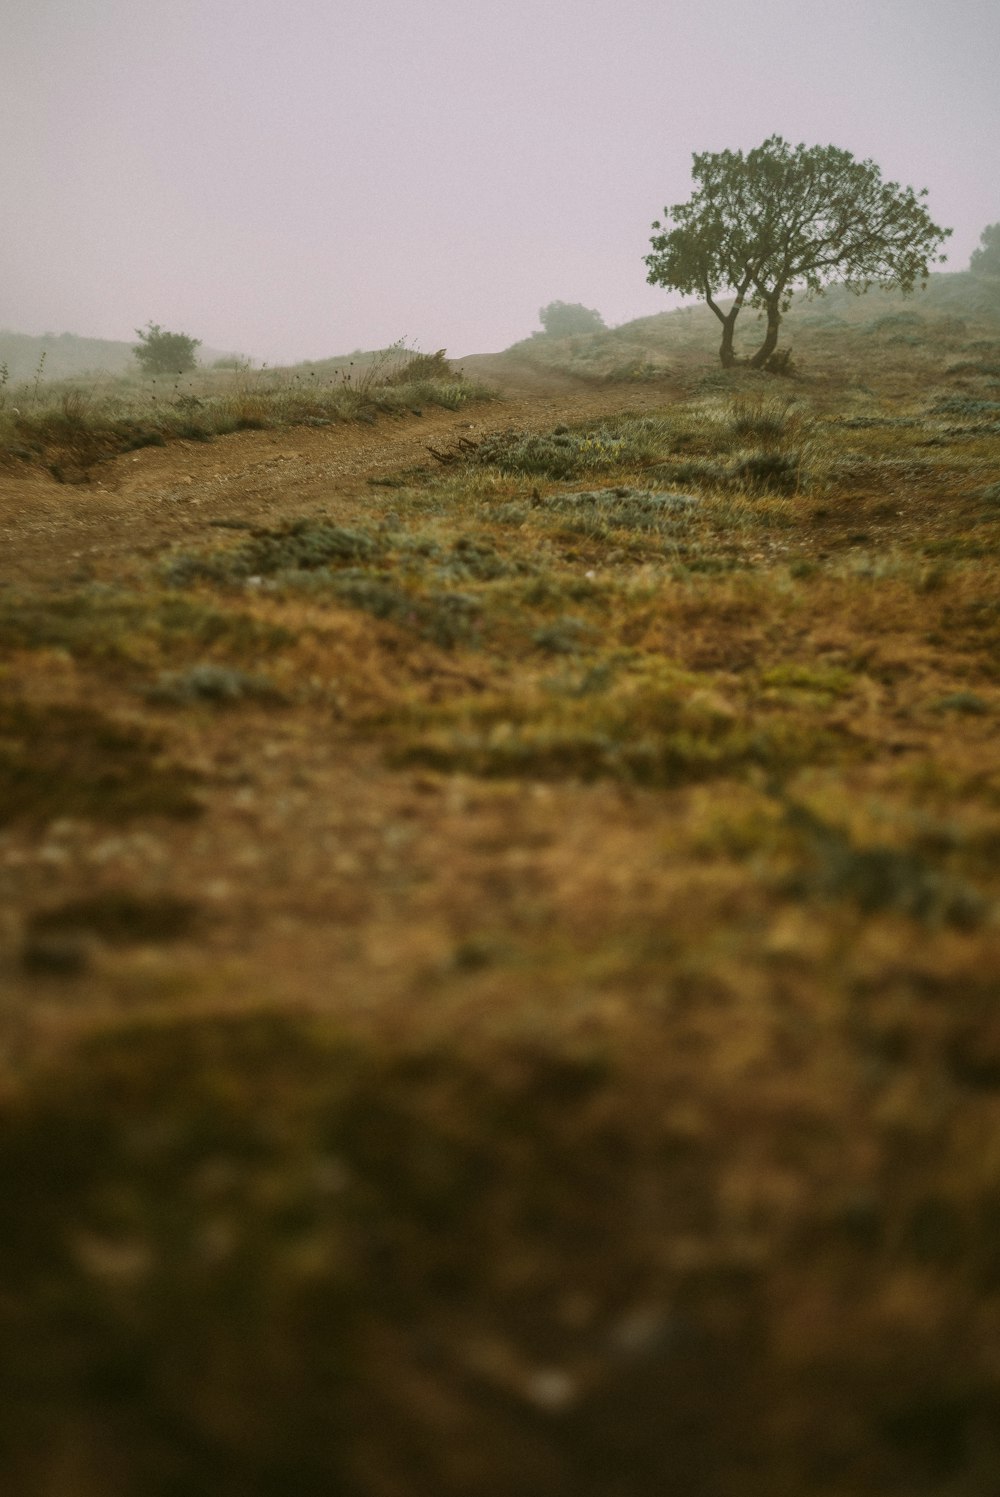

3,0,998,364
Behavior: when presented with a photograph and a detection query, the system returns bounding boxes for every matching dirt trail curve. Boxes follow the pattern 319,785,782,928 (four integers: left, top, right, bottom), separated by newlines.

0,370,682,587
0,362,691,1042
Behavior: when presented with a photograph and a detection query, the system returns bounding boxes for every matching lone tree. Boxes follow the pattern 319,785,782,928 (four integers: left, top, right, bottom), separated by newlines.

133,322,201,375
970,223,1000,279
538,300,606,337
645,137,950,369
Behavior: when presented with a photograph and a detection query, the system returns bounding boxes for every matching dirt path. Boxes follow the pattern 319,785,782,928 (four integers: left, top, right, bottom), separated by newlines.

0,371,687,1042
1,374,679,586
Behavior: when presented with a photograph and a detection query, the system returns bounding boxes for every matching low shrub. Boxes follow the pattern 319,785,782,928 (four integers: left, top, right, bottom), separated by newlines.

144,664,284,706
726,397,804,444
539,487,699,533
930,396,1000,418
470,427,628,480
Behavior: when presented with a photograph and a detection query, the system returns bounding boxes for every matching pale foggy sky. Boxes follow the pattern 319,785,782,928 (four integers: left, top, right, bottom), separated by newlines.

3,0,998,364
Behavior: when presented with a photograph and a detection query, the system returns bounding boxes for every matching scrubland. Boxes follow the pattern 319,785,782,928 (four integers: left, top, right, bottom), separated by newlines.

1,291,1000,1496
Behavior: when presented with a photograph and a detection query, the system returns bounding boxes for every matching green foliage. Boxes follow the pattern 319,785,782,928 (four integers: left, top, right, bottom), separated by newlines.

465,417,679,480
133,322,202,376
645,136,951,369
931,692,990,716
443,410,807,497
538,301,607,337
160,522,381,586
531,615,593,654
238,520,381,575
970,223,1000,279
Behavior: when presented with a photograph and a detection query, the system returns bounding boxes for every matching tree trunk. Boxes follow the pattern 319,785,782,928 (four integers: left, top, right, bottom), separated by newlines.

749,301,781,369
705,285,745,369
718,310,739,368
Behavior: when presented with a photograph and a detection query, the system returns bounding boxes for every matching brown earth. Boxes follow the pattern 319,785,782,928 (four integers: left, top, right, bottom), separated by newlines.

1,369,670,584
2,360,999,1497
0,370,694,1046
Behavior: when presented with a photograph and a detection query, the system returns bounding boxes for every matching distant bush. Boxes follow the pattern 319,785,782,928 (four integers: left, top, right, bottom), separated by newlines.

538,301,607,338
970,223,1000,279
383,348,453,384
133,323,201,375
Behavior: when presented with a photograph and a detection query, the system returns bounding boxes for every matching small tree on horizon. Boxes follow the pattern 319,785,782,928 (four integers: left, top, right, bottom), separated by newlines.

970,223,1000,279
538,301,606,337
645,137,950,369
133,323,201,375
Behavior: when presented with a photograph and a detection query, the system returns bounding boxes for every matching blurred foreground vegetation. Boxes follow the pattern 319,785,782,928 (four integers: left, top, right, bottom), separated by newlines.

1,284,1000,1494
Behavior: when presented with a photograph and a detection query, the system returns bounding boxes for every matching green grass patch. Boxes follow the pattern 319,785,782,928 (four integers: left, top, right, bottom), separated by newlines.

450,410,810,497
380,666,867,786
160,519,539,648
758,663,857,703
0,589,293,667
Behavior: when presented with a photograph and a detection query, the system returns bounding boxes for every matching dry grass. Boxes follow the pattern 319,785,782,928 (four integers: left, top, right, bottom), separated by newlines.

1,295,1000,1495
0,345,492,481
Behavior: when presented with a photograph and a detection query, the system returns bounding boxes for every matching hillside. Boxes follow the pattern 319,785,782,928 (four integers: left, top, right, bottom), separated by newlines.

467,270,1000,386
0,328,243,382
1,304,999,1496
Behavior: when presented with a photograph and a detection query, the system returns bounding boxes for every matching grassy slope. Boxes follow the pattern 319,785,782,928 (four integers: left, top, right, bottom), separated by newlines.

0,347,489,482
490,269,1000,383
1,291,1000,1495
0,329,247,382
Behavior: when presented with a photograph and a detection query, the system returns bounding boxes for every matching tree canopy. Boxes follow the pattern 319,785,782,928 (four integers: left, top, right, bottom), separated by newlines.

133,323,201,376
970,224,1000,280
645,137,951,369
538,301,606,338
